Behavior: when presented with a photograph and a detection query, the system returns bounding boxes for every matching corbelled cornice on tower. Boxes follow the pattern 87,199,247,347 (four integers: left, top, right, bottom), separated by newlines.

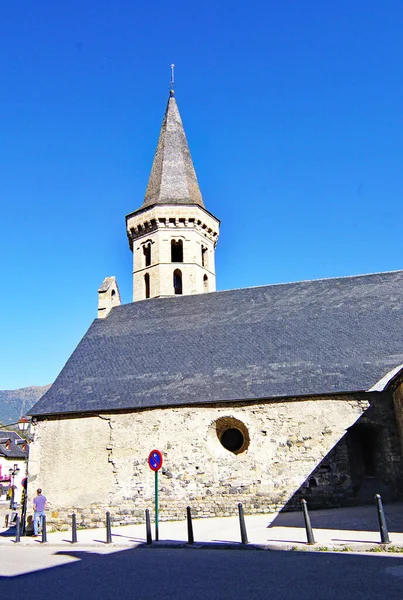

142,90,205,209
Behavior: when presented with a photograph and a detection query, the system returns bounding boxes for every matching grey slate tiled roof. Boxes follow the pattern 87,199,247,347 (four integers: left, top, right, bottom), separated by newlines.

0,430,28,459
29,270,403,417
140,91,205,210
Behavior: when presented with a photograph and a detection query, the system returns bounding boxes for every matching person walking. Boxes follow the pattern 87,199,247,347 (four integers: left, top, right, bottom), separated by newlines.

33,488,47,537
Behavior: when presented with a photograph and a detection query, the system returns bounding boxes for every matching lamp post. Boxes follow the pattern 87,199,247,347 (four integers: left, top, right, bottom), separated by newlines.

8,464,20,510
14,417,30,533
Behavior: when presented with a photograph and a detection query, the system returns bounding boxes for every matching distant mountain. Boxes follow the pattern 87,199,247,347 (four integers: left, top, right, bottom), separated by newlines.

0,385,51,425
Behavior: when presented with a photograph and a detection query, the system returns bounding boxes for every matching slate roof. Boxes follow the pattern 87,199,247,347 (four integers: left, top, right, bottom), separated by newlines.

0,431,28,459
139,91,205,210
29,270,403,417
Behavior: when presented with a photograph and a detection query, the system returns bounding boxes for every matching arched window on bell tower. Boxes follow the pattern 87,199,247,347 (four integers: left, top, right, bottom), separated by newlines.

201,245,208,268
143,242,151,267
171,239,183,263
144,273,150,299
173,269,182,295
203,274,209,292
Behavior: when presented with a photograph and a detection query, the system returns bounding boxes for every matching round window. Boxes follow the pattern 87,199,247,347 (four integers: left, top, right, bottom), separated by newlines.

220,428,244,452
215,417,250,455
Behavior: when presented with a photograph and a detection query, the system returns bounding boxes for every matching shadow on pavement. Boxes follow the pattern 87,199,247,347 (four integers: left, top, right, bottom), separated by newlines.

269,503,403,533
0,525,17,538
2,546,403,600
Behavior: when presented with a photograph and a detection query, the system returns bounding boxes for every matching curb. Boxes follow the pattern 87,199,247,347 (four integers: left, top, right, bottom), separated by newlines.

1,538,403,555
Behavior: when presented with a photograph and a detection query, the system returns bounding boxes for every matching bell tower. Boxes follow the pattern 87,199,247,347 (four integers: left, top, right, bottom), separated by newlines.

126,89,220,301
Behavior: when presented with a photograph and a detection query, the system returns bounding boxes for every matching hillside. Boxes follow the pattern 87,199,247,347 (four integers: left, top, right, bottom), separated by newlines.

0,385,51,425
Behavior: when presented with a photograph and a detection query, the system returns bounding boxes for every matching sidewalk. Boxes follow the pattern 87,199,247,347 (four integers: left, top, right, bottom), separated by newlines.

1,503,403,553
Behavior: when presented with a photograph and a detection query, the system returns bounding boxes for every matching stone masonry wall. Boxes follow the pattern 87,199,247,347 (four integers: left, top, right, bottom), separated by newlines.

393,381,403,454
283,390,403,509
26,393,400,530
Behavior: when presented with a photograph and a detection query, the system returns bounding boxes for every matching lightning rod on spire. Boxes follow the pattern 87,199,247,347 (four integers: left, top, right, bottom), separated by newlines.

170,64,175,90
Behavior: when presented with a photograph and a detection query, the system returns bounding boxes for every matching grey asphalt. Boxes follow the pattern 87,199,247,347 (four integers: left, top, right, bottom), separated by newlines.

1,546,403,600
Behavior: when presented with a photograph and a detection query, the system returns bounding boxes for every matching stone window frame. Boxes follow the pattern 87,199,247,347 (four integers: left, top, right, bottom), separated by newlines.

214,416,250,455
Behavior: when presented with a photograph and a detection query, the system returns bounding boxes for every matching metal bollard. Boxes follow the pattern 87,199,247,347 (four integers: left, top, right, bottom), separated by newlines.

186,506,194,544
15,515,21,543
145,509,152,545
375,494,391,544
238,503,248,544
301,499,315,545
41,515,47,543
72,513,77,544
106,511,112,544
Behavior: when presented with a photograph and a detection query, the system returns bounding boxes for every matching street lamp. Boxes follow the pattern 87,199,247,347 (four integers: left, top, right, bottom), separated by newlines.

17,417,30,433
8,464,20,510
1,416,31,432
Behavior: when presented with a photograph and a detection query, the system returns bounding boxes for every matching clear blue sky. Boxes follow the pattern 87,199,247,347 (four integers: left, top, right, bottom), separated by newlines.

1,0,402,389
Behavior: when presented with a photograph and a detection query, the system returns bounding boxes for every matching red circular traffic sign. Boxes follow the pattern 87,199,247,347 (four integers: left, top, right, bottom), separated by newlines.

148,449,163,471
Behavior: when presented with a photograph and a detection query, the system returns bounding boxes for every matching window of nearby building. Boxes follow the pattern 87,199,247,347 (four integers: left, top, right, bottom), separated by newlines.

203,274,208,292
171,239,183,263
145,273,150,299
173,269,182,295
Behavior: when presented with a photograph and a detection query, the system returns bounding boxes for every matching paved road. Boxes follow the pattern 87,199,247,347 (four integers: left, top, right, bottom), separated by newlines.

1,546,403,599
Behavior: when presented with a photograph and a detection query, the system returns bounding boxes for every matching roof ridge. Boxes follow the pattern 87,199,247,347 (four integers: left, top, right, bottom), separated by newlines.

107,268,403,312
215,268,403,295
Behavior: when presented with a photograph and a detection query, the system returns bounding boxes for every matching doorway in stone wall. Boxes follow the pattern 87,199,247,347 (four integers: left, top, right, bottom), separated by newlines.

347,423,381,503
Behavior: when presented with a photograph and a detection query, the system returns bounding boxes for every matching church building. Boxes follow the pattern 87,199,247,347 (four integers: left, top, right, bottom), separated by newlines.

28,89,403,529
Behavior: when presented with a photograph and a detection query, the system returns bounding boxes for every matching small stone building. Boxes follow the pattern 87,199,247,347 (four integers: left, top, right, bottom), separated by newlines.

28,90,403,529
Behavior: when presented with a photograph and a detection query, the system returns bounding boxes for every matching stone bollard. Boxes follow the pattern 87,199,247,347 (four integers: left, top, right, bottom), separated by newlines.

15,515,21,543
71,513,77,544
106,511,112,544
41,515,47,543
187,506,194,544
301,499,315,545
145,509,152,545
238,503,248,544
375,494,391,544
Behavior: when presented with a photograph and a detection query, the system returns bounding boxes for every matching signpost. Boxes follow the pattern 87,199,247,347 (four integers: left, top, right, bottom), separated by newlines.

148,449,163,541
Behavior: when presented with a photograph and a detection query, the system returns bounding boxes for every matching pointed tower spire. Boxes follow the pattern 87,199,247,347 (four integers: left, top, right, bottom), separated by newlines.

142,92,205,209
126,84,219,302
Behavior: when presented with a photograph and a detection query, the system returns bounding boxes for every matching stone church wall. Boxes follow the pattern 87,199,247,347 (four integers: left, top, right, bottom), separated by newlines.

393,381,403,454
27,392,402,530
283,390,403,509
